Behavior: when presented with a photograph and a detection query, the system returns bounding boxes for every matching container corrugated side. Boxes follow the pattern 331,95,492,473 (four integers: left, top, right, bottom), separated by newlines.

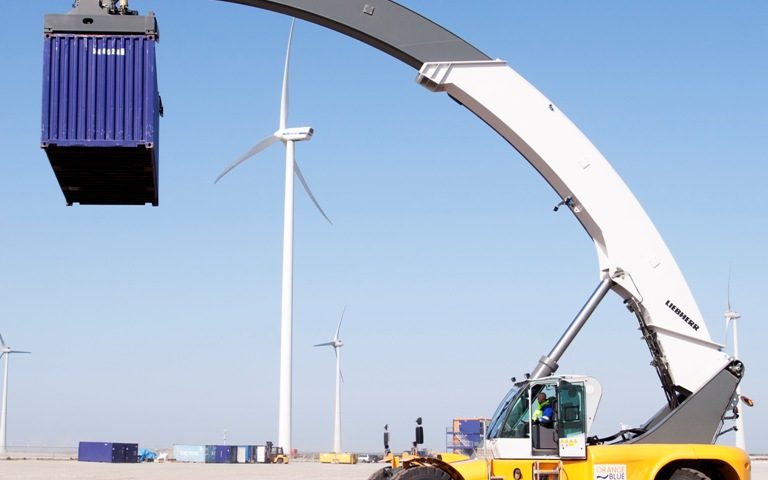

78,441,113,462
112,442,138,463
41,33,160,206
214,445,235,463
236,445,250,463
205,445,216,463
42,34,158,147
173,444,206,463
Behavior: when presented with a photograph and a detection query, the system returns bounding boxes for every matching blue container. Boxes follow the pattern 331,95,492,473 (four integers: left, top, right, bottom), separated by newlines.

236,445,252,463
41,31,160,205
112,442,139,463
78,441,114,462
173,444,206,463
214,445,235,463
205,445,216,463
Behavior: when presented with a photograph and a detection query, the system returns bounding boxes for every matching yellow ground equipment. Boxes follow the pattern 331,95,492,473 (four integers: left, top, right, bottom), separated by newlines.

265,441,288,464
319,452,358,464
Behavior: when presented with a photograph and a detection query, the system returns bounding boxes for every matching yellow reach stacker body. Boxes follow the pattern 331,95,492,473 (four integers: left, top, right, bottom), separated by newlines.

402,444,750,480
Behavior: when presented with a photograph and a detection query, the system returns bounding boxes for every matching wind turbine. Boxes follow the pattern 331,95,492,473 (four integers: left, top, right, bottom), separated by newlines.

0,333,31,455
724,280,747,451
215,19,331,454
314,307,346,454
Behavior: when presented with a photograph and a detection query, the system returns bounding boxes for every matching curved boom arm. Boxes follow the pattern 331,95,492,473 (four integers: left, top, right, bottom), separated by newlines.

220,0,729,403
416,59,728,398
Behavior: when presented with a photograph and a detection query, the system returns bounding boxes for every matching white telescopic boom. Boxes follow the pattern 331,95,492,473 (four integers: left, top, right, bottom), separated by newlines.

417,60,729,397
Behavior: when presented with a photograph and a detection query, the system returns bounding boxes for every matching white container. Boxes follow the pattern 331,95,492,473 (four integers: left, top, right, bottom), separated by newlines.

173,444,206,463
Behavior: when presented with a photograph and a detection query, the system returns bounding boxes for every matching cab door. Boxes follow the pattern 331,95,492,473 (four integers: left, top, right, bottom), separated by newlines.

557,380,587,459
531,383,558,455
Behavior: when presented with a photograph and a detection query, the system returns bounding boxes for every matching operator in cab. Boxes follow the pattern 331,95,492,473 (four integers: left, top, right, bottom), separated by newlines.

532,392,554,425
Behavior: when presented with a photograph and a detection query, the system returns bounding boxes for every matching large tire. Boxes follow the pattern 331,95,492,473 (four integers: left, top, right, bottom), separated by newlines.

392,466,454,480
668,468,711,480
368,467,396,480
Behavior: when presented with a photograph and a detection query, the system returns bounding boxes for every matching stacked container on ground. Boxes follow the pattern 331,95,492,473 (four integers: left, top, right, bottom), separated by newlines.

78,441,138,463
172,444,206,463
236,445,253,463
215,445,236,463
254,445,267,463
205,445,216,463
78,442,113,462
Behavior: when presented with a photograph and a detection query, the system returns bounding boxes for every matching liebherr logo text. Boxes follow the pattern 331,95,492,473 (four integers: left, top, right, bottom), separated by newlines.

665,300,699,331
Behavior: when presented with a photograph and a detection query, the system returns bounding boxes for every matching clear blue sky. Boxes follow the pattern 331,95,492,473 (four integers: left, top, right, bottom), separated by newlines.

1,0,766,454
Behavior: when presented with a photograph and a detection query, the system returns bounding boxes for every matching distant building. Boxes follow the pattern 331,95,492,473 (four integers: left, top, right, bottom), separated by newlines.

446,418,490,455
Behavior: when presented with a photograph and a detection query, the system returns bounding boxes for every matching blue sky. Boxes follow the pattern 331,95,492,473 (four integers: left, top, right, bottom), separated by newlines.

1,1,766,455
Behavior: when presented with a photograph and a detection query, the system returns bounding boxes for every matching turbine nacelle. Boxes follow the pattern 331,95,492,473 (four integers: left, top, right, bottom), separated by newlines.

0,333,31,358
277,127,313,141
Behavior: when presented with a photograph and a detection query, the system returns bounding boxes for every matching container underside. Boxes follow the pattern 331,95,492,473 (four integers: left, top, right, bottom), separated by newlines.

44,145,158,206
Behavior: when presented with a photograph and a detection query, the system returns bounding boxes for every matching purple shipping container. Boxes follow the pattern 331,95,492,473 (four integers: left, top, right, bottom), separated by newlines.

113,442,139,463
78,441,114,462
41,26,160,206
78,441,139,463
214,445,235,463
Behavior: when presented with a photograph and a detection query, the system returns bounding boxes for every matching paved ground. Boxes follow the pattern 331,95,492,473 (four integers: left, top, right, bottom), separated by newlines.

0,460,383,480
0,459,764,479
757,461,768,480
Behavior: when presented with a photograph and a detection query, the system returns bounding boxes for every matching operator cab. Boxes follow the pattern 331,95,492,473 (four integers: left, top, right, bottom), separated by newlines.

486,375,602,460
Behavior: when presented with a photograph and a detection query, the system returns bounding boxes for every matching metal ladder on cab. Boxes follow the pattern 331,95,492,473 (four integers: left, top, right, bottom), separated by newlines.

533,460,561,480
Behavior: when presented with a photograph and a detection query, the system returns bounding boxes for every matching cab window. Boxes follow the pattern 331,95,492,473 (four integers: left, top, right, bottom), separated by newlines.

498,389,530,438
558,381,586,438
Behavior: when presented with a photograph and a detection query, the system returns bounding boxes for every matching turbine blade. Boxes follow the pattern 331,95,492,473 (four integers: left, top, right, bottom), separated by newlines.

314,341,334,347
339,369,345,384
0,332,5,346
727,267,732,311
215,135,279,183
334,306,346,341
279,19,296,131
10,350,31,354
0,352,5,359
294,159,333,225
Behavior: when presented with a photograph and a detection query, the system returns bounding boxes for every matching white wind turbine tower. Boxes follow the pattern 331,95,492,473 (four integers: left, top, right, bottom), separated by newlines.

215,19,332,453
724,283,746,451
0,333,31,455
314,307,346,454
